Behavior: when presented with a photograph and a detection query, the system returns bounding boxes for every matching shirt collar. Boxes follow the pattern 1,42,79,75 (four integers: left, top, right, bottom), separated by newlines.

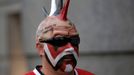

33,65,44,75
33,65,78,75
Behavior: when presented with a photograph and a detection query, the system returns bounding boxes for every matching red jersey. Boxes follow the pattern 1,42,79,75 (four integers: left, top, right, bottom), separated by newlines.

25,65,94,75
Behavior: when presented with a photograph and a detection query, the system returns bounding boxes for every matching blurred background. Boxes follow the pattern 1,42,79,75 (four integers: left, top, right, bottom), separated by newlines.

0,0,134,75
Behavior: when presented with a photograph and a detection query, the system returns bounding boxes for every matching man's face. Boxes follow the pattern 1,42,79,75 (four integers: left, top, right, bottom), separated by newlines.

43,35,80,72
37,17,79,72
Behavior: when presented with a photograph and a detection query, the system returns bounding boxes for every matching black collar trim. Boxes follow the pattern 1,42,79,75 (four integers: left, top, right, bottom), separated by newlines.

33,65,44,75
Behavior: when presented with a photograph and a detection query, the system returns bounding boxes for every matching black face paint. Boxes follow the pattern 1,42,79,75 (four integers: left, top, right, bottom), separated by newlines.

40,35,80,47
45,53,77,71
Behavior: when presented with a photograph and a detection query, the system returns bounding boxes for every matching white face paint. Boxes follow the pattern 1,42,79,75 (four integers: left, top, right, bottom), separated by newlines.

65,64,73,72
43,43,79,72
49,0,57,16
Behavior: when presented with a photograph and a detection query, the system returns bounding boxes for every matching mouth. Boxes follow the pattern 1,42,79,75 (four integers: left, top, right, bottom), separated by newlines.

63,54,74,59
62,54,75,63
63,58,72,62
53,54,77,71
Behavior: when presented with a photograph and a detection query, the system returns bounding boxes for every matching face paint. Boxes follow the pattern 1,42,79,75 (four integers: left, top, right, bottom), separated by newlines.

59,55,77,72
42,36,79,72
65,64,73,72
36,0,79,72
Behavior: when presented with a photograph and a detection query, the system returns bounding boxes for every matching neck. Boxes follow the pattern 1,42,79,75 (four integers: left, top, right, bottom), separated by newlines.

41,56,75,75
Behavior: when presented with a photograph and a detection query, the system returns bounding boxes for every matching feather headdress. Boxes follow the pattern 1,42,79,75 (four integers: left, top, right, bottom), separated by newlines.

37,0,78,41
43,0,70,20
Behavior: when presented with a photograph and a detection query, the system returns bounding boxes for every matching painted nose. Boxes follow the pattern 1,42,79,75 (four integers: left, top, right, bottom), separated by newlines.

66,42,73,48
65,43,74,53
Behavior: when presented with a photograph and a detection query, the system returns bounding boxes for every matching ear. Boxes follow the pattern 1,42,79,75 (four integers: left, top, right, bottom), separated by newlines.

36,42,44,56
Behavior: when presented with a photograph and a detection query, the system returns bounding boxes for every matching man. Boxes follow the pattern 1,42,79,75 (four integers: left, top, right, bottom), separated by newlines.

25,0,94,75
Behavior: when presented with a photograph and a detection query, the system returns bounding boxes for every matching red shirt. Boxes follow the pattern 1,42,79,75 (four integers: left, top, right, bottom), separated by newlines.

25,65,94,75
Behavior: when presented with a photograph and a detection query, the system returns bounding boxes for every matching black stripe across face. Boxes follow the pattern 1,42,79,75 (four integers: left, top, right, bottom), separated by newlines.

40,35,80,47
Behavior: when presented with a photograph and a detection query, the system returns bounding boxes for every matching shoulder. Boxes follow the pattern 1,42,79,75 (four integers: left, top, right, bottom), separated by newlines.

25,71,35,75
76,68,95,75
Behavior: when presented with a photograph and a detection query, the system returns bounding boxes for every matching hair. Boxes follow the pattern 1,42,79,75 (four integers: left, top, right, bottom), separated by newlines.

36,0,72,42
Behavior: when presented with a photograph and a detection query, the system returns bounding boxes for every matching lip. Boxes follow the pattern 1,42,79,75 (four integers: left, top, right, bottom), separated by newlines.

64,58,72,61
62,54,75,62
63,57,74,63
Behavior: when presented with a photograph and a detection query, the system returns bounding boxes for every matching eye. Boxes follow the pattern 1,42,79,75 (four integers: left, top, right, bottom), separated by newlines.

42,37,68,47
70,36,80,46
40,35,80,47
53,37,67,46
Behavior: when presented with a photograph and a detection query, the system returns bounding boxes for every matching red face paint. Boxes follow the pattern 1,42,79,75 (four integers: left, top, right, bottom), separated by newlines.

43,36,79,72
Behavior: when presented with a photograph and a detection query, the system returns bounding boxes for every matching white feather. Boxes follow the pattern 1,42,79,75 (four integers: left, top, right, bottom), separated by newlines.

49,0,57,16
